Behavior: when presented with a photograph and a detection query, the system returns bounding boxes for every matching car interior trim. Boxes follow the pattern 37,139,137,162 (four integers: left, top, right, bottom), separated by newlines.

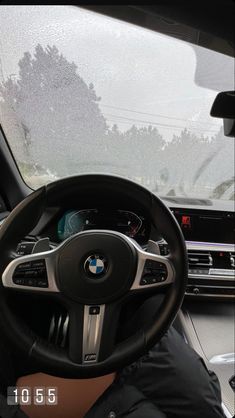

83,304,105,364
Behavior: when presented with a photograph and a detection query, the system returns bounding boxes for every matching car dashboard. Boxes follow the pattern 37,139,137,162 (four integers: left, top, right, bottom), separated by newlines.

32,198,234,300
0,196,234,300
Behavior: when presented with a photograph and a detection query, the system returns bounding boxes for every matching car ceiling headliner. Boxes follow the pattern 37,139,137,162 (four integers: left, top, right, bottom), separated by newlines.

82,1,234,57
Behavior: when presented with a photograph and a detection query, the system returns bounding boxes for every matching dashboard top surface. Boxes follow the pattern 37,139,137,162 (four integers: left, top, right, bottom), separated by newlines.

161,196,234,212
0,191,234,246
36,202,234,246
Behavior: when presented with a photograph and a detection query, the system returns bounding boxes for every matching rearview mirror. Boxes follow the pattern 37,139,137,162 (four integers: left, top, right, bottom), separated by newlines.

210,91,235,137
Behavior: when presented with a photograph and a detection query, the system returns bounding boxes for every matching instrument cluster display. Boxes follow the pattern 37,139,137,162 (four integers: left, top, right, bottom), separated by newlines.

57,209,149,244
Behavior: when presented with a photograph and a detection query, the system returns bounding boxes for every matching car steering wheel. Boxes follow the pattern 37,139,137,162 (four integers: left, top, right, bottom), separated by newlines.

0,175,187,378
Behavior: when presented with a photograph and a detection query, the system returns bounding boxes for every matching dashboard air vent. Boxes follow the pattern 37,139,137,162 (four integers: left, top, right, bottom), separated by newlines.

230,252,235,268
188,250,212,269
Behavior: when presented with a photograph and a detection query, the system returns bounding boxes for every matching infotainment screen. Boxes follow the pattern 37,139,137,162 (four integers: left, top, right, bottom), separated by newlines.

172,209,235,244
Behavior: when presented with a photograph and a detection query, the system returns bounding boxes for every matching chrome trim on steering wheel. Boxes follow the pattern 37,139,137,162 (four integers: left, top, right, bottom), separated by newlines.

82,304,105,363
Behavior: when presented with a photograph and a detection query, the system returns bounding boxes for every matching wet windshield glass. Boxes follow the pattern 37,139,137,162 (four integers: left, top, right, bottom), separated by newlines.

0,6,234,200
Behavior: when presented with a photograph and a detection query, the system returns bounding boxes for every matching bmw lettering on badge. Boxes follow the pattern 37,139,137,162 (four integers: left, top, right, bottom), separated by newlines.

84,255,107,278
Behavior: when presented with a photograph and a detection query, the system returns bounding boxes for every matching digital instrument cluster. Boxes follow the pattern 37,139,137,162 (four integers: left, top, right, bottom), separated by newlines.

57,209,150,244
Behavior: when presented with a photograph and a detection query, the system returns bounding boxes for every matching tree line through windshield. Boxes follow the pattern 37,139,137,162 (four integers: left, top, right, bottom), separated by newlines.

0,44,234,199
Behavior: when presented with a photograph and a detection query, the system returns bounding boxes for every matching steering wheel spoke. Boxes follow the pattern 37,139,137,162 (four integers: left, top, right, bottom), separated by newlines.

130,244,175,291
82,304,106,364
68,301,120,365
2,250,60,293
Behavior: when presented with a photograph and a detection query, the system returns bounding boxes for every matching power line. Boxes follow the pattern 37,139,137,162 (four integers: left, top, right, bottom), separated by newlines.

100,103,217,127
104,113,218,134
106,118,212,134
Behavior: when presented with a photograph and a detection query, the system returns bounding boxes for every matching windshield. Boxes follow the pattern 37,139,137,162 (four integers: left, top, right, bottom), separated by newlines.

0,6,234,200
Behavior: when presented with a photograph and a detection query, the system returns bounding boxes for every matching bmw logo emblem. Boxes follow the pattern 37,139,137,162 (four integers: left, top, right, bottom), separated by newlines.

84,255,107,277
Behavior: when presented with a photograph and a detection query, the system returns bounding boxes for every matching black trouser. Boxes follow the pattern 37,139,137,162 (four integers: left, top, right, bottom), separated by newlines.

86,327,225,418
0,326,225,418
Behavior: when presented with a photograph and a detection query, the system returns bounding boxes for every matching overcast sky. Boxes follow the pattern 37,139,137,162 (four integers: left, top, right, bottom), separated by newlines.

0,5,233,139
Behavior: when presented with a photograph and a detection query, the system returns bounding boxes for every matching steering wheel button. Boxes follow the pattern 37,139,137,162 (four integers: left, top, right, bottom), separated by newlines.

35,268,47,278
13,270,25,279
26,279,36,286
229,375,235,391
16,242,35,255
152,269,163,275
37,279,48,288
24,269,37,277
140,276,153,285
145,260,166,270
89,306,100,315
16,262,32,271
31,260,46,269
13,277,25,285
145,260,155,268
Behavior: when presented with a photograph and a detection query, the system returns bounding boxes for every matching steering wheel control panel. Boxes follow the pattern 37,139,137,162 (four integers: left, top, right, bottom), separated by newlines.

12,260,48,288
140,259,168,286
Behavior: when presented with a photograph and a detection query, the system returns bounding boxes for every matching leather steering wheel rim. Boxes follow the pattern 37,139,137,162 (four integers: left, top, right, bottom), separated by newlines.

0,175,188,378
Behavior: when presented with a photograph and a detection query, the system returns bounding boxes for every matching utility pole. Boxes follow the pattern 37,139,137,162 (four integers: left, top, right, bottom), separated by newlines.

0,57,5,83
0,37,5,83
